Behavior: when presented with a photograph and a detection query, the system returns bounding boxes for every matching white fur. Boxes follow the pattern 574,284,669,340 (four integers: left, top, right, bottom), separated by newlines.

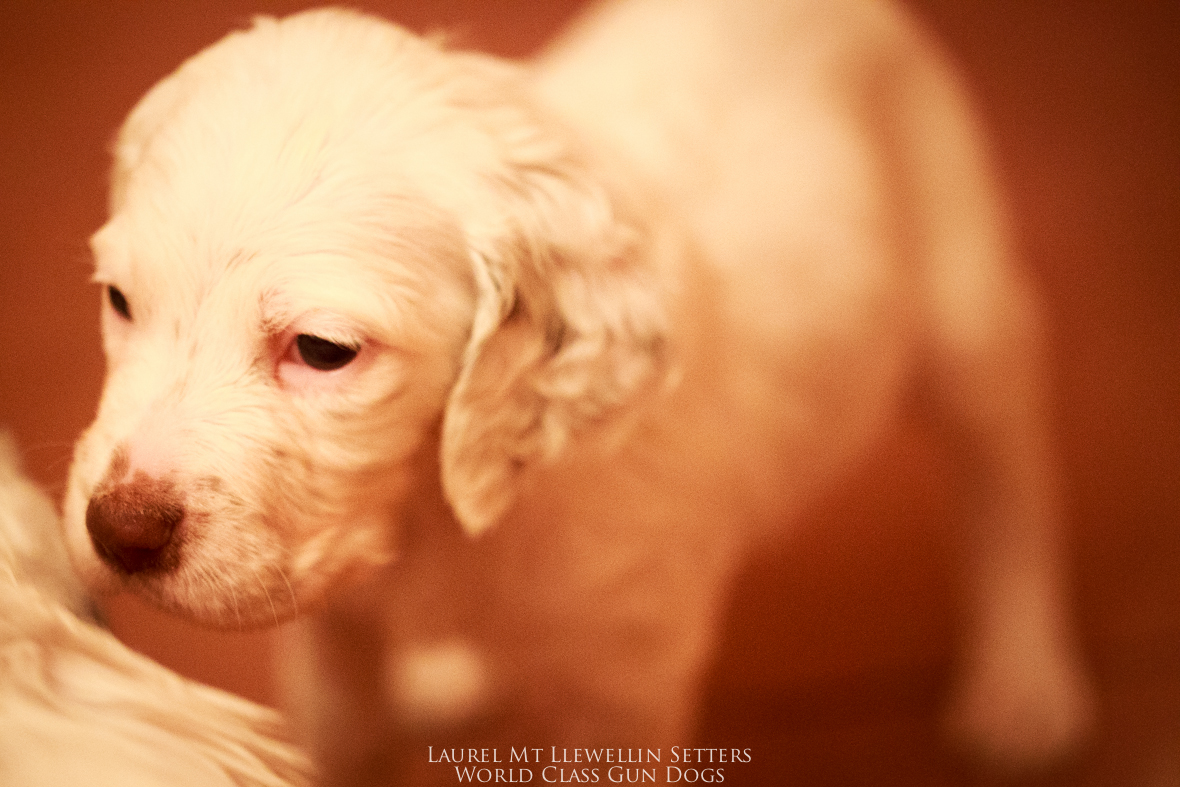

0,433,312,786
64,1,1095,783
387,641,488,727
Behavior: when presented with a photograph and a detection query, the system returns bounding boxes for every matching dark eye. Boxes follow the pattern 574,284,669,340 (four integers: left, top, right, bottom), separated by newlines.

296,334,358,371
107,286,131,320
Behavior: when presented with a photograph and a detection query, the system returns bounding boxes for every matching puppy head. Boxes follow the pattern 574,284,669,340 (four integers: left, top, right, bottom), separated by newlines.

63,10,668,626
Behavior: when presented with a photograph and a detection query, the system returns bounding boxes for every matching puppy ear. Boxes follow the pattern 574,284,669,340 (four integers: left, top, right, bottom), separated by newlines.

440,160,671,536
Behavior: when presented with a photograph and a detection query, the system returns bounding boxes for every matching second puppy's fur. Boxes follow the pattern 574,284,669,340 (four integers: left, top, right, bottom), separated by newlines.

64,1,1094,783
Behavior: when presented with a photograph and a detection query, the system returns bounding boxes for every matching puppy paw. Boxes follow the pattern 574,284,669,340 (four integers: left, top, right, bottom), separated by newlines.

386,641,489,730
942,638,1098,772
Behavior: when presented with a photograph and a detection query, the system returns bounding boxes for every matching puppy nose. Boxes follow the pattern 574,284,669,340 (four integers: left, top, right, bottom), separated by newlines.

86,475,184,574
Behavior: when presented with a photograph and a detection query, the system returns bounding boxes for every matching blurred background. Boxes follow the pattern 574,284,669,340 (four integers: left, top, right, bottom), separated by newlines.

1,1,1176,784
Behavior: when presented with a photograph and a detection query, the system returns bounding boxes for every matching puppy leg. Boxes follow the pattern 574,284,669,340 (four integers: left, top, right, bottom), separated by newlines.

280,591,718,787
928,277,1097,769
275,614,400,787
896,51,1097,768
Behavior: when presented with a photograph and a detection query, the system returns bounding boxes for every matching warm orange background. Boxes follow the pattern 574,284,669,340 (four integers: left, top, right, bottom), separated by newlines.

1,2,1176,784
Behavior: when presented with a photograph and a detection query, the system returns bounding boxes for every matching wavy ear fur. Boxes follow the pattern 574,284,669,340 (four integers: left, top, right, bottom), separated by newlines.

440,130,671,536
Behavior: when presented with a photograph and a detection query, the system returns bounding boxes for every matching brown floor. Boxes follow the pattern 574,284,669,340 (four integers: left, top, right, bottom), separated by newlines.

1,2,1176,785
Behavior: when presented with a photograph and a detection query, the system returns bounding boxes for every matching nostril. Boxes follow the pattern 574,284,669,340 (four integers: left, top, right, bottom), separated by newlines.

85,475,184,574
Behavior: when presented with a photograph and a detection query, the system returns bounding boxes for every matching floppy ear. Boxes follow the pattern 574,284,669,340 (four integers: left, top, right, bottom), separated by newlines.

440,158,671,536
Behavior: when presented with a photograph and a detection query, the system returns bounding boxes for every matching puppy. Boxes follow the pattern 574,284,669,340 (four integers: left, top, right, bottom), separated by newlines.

64,0,1095,783
0,432,312,786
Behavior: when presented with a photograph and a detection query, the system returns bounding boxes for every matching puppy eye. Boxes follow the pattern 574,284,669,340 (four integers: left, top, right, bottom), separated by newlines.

295,334,359,371
107,286,132,320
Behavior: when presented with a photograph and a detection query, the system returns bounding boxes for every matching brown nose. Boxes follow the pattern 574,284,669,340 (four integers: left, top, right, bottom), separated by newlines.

86,475,184,574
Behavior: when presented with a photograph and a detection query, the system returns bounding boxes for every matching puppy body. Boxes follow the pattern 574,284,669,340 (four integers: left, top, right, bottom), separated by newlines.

65,0,1093,782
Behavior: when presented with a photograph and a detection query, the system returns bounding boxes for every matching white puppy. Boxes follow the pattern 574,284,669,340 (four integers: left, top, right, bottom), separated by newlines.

0,433,312,787
64,0,1094,783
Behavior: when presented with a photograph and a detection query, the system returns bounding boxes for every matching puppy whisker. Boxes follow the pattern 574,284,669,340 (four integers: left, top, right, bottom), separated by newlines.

228,577,243,631
251,563,280,628
278,566,298,620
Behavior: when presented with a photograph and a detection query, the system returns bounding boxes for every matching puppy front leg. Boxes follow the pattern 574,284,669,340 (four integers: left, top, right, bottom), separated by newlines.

506,608,719,748
276,612,399,787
